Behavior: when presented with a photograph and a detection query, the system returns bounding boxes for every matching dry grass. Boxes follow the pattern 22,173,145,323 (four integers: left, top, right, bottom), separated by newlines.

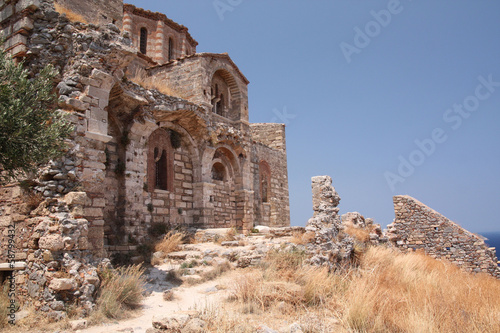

343,224,371,243
291,230,315,245
210,245,500,333
343,246,500,333
155,231,185,255
91,264,146,321
184,261,232,286
129,69,187,99
54,3,88,24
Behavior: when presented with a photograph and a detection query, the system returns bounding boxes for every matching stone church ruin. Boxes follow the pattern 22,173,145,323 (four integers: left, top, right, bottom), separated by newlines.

0,0,498,323
0,0,290,316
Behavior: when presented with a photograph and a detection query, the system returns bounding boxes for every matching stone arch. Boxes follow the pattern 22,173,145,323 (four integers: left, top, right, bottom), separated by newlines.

210,69,241,121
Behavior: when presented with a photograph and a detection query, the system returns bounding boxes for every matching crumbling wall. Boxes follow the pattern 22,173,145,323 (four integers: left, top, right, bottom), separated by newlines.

54,0,123,28
387,195,500,278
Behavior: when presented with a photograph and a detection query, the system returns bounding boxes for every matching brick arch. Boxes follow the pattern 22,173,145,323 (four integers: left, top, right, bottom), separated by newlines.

211,69,241,121
147,128,174,192
259,160,271,203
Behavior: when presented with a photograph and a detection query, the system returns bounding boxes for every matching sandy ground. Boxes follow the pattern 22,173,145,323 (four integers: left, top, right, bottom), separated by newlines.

79,268,233,333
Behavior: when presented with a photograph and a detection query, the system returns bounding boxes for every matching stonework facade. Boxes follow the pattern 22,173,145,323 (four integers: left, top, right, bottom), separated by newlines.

387,195,500,278
0,0,289,271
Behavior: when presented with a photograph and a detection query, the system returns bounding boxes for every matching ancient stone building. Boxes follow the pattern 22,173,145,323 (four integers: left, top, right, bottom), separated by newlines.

0,0,289,271
387,195,500,278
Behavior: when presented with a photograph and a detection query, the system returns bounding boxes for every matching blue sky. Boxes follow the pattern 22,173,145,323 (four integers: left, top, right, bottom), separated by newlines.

127,1,500,233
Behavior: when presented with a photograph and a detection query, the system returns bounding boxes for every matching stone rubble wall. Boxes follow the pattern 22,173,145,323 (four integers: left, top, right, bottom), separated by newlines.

54,0,123,28
0,191,100,321
387,195,500,278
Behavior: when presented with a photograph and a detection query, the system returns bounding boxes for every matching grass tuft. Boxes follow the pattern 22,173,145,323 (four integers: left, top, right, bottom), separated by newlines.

92,264,145,320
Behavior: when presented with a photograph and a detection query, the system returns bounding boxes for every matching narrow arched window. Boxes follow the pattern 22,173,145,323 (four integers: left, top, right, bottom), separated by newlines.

140,28,148,54
155,148,168,190
168,37,174,61
261,176,268,203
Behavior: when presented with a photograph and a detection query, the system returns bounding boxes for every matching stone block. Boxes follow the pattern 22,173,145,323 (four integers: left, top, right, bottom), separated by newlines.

0,4,12,23
13,16,33,32
39,234,64,251
49,278,77,291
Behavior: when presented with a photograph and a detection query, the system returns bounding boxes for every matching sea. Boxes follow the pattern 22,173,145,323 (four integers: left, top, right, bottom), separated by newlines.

480,232,500,266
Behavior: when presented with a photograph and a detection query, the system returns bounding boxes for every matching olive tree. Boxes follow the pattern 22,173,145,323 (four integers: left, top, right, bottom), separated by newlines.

0,49,72,183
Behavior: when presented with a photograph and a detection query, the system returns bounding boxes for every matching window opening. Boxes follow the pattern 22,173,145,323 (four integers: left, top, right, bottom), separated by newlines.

140,28,148,54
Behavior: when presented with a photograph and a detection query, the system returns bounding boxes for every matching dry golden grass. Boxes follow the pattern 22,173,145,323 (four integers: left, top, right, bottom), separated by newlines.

291,230,315,245
211,245,500,333
155,231,185,255
343,224,371,243
343,246,500,333
54,3,88,24
128,69,187,99
91,264,146,321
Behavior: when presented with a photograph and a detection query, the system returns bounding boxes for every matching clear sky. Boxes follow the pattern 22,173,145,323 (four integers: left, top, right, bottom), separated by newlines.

127,0,500,233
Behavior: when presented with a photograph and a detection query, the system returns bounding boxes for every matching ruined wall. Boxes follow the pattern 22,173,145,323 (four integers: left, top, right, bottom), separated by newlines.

123,4,197,64
387,195,500,278
54,0,123,28
0,0,39,59
250,123,287,152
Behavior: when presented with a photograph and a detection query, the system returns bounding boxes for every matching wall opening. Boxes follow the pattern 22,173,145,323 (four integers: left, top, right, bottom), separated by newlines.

212,162,225,181
140,27,148,54
148,128,174,192
168,37,174,61
155,148,168,190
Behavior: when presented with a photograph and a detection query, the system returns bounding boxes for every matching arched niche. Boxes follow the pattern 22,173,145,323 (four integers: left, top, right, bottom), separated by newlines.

210,69,241,121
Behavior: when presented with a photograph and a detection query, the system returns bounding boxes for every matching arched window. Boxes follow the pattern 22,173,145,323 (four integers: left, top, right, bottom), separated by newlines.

211,163,225,181
217,93,224,116
148,129,173,192
168,37,174,61
155,148,168,190
261,175,268,203
140,28,148,54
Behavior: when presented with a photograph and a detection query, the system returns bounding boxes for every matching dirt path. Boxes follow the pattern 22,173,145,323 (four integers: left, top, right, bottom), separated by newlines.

79,268,232,333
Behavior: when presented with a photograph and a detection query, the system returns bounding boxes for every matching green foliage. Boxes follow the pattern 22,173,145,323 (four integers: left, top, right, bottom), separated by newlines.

0,49,72,183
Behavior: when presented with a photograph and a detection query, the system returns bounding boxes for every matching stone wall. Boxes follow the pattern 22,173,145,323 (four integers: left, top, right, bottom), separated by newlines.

54,0,123,28
251,142,289,227
0,0,39,59
250,123,287,152
387,195,500,278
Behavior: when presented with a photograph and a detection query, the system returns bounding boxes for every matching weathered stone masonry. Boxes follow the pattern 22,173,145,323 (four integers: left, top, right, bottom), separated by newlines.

387,195,500,278
0,0,291,315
